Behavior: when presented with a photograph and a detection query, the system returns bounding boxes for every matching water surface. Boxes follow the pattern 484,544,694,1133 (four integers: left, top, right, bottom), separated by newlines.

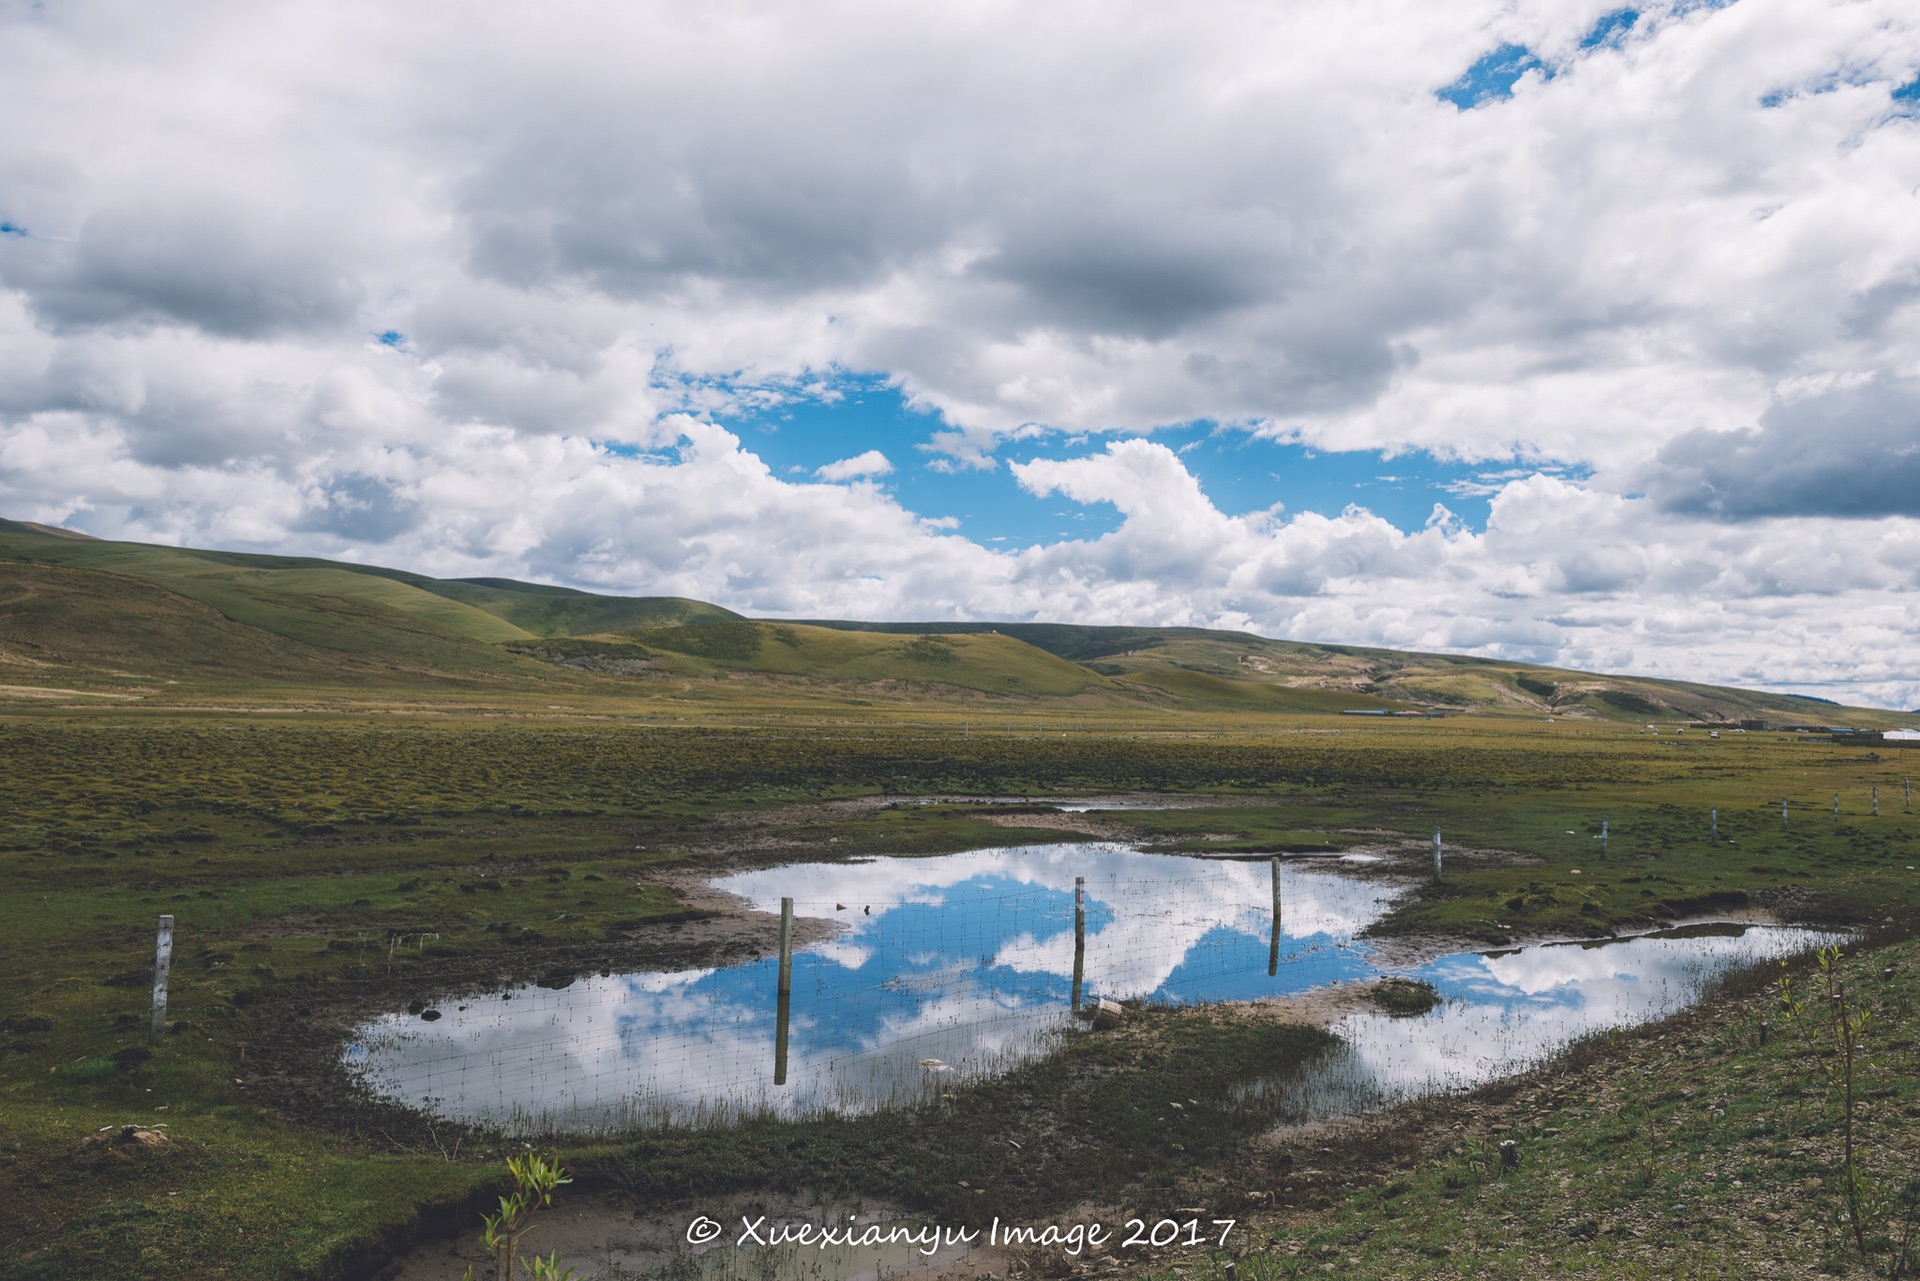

1245,923,1839,1121
343,845,1832,1134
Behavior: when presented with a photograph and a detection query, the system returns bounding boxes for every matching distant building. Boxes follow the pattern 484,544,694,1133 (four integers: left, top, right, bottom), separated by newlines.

1888,728,1920,743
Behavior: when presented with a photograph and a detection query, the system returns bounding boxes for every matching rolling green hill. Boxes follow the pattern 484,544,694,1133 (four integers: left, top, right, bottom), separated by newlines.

792,616,1896,727
0,518,1902,724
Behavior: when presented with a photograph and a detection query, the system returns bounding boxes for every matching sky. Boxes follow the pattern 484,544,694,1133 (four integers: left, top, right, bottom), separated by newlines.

1,0,1918,709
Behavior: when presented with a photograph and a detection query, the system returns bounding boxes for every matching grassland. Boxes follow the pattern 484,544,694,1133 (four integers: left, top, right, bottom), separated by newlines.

1,704,1918,1279
5,522,1920,1278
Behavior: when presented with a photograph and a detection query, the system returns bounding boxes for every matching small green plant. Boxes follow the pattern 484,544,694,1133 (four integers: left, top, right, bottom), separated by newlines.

1775,960,1808,1034
1830,974,1873,1257
1783,946,1879,1259
523,1254,579,1281
462,1151,576,1281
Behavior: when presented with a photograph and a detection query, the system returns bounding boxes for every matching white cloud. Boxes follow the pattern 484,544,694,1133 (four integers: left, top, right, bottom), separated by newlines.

2,0,1918,706
816,449,893,482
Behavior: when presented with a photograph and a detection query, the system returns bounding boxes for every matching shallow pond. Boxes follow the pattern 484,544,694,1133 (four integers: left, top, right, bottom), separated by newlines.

1242,922,1843,1122
343,844,1835,1135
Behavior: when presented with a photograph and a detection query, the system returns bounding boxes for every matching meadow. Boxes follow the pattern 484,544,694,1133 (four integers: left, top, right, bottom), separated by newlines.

2,704,1918,1279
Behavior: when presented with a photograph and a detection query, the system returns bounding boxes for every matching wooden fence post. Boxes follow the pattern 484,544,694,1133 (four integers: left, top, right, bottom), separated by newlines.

149,915,174,1047
1268,857,1282,977
774,897,793,1086
1072,877,1086,1010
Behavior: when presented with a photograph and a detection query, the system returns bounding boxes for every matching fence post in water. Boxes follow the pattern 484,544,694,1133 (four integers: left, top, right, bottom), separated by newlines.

1268,857,1282,976
1072,877,1086,1010
1431,829,1443,881
149,915,173,1047
774,897,793,1087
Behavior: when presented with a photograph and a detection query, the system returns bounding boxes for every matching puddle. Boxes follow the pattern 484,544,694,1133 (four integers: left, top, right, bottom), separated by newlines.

343,844,1836,1136
887,796,1170,812
1243,921,1842,1121
344,844,1396,1131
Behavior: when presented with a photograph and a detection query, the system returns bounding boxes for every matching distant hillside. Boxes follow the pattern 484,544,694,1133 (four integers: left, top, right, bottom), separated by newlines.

0,519,1901,725
794,618,1895,727
0,519,730,698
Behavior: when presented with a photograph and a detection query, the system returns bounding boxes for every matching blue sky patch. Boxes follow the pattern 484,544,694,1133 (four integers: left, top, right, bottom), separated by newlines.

0,222,28,238
1580,9,1639,48
1438,44,1552,110
376,329,406,347
690,376,1564,548
1895,76,1920,103
1764,66,1892,110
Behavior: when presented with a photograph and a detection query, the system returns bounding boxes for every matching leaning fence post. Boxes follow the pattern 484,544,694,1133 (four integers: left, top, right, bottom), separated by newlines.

1072,877,1086,1010
774,897,793,1086
149,915,174,1047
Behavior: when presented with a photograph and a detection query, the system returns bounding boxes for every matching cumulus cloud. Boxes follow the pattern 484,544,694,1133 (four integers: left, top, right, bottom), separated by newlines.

1647,375,1920,519
1,0,1919,706
12,203,364,338
816,450,893,482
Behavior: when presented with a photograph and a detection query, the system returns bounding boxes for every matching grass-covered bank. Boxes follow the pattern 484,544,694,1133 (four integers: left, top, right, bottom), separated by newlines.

597,1005,1341,1225
2,710,1919,1278
1131,931,1920,1279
